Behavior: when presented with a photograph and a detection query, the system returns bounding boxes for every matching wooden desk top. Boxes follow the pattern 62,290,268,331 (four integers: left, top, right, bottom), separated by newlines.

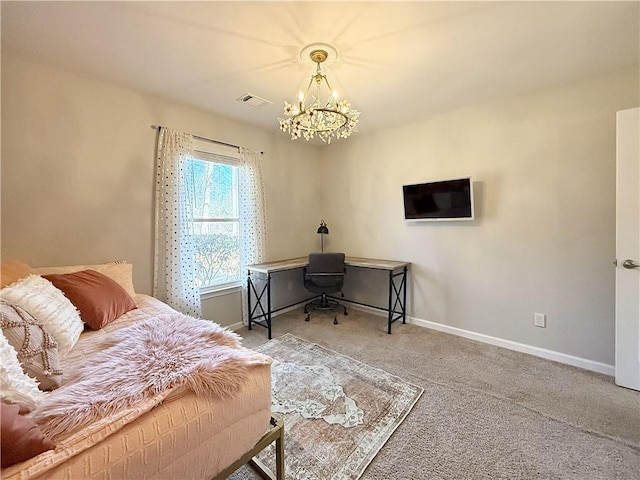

247,256,410,274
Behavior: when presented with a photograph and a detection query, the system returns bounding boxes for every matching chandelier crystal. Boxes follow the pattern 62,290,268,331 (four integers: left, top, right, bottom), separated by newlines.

278,47,360,143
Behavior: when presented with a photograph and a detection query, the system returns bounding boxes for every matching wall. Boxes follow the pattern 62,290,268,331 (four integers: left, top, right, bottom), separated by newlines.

0,53,323,326
2,52,638,368
320,65,639,367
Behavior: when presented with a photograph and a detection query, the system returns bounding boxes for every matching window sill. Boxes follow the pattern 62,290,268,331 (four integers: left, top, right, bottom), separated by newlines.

200,283,242,300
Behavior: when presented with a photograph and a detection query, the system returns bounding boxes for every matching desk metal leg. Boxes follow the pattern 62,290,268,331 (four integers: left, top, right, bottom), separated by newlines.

401,266,407,324
247,272,253,331
387,270,394,334
267,272,272,339
387,266,408,334
247,271,274,339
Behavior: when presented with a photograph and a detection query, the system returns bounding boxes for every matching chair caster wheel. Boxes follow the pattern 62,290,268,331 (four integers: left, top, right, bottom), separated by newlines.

305,315,310,322
344,309,348,316
333,317,338,325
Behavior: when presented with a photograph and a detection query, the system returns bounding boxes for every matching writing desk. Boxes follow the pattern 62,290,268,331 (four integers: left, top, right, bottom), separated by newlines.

247,256,409,339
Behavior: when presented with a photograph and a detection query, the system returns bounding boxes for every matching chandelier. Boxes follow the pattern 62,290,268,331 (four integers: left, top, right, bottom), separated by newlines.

278,44,360,143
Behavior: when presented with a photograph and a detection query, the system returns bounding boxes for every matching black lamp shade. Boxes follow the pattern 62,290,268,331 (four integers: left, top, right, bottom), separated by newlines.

317,220,329,235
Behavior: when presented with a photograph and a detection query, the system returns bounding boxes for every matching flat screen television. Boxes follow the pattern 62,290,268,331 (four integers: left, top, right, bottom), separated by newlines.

402,177,474,221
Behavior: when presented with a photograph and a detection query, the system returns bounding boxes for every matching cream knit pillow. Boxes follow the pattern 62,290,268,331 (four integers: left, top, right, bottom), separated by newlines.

0,300,62,390
0,275,83,357
0,332,44,411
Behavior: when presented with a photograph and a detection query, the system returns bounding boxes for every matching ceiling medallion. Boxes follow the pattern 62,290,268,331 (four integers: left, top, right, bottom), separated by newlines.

278,43,360,143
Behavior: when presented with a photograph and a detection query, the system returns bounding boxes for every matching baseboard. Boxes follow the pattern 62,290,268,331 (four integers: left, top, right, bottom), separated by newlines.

228,321,245,332
344,304,614,376
232,302,613,376
229,303,306,333
408,316,614,376
273,303,307,317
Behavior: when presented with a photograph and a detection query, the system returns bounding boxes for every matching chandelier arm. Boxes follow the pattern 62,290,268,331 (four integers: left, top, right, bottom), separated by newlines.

322,74,335,95
316,78,323,109
300,76,315,107
319,76,335,108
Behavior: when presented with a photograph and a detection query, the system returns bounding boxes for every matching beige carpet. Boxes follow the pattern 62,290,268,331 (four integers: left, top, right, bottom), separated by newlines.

230,308,640,480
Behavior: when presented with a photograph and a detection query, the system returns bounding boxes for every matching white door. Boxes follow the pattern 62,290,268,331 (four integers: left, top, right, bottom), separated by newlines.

615,107,640,391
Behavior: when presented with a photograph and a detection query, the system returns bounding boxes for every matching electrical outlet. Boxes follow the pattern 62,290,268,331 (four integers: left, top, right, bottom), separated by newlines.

534,313,546,328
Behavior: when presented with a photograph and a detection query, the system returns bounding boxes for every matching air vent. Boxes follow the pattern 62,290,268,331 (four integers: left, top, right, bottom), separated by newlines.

236,93,273,109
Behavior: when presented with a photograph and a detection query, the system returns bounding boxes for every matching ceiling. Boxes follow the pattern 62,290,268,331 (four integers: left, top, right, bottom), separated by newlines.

2,1,639,140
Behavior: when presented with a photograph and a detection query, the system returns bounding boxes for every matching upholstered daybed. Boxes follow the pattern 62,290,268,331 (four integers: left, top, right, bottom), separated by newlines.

0,261,280,479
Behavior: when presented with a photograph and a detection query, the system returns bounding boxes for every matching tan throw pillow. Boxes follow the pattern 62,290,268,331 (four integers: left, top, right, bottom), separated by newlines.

1,401,55,468
0,261,34,288
43,270,136,329
0,275,84,357
0,300,62,391
34,261,136,300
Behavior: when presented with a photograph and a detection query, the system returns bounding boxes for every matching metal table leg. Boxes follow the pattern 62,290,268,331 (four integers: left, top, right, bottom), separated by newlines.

247,271,274,339
387,266,408,334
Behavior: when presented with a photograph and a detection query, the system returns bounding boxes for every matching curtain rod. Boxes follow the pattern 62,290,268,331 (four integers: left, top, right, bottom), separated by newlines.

150,125,263,154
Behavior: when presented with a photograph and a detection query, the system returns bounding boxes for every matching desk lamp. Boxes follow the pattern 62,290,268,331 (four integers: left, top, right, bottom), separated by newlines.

317,219,329,252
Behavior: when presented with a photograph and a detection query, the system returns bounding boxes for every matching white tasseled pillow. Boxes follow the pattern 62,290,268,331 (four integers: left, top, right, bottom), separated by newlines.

0,331,44,411
0,275,83,357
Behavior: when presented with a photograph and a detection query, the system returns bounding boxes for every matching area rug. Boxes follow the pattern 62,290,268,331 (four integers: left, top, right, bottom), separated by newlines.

253,333,423,480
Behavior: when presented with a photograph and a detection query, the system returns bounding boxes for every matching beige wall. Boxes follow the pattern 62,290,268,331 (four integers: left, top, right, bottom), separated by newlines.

2,53,638,366
320,65,639,366
0,54,323,326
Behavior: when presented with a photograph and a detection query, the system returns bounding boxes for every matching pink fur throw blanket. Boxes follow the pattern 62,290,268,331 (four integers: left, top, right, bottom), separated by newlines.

31,312,270,440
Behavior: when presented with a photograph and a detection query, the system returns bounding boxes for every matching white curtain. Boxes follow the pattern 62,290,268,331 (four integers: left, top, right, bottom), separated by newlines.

153,127,202,317
238,147,267,325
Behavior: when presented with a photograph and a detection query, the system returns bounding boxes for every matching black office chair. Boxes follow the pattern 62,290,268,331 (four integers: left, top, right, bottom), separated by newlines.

303,252,348,325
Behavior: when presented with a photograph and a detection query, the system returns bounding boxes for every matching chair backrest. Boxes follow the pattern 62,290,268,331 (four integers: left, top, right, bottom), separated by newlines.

306,253,345,274
303,253,346,294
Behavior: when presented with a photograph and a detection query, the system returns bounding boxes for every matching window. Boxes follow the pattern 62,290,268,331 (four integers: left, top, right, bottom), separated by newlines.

187,140,241,290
